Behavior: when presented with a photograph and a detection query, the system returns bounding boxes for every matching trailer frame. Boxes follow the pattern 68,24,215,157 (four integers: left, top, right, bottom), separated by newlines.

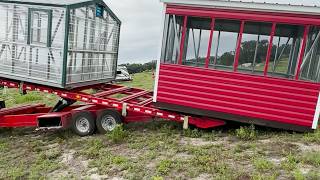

0,78,226,136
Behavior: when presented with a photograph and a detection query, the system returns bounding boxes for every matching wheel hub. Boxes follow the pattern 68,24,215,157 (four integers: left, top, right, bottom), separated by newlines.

101,115,117,131
76,117,90,133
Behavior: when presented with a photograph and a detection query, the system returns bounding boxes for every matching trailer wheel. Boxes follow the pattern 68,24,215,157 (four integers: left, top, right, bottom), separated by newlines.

96,110,122,134
72,111,95,136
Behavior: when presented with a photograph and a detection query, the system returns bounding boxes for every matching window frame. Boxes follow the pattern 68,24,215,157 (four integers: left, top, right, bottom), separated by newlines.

27,8,53,47
164,6,312,81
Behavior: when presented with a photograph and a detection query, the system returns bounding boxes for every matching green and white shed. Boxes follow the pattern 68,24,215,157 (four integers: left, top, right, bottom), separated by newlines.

0,0,121,88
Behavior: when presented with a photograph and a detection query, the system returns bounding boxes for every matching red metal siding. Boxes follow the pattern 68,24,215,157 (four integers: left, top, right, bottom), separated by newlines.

156,64,320,128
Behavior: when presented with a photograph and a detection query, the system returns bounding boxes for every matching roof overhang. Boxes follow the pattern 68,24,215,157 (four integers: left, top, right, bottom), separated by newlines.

160,0,320,16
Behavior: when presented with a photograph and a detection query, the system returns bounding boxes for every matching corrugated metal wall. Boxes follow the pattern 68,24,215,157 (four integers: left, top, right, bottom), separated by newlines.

157,64,320,128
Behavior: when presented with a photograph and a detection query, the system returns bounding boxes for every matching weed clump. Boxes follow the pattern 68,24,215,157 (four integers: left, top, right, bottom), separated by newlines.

106,125,128,143
303,129,320,143
156,159,174,175
80,139,104,158
151,176,164,180
281,153,299,171
183,128,202,138
235,125,257,140
301,151,320,167
253,157,275,172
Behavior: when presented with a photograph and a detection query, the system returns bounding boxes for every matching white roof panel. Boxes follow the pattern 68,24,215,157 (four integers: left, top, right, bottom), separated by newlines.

1,0,98,6
161,0,320,15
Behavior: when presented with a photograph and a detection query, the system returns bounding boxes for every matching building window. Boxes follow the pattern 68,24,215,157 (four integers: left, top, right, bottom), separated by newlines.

207,19,242,70
238,22,273,73
30,10,50,45
183,16,211,67
267,24,305,78
162,14,184,64
300,26,320,82
161,13,312,82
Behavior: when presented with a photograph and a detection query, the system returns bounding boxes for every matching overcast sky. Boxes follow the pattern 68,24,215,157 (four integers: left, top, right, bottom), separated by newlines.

106,0,163,64
105,0,320,64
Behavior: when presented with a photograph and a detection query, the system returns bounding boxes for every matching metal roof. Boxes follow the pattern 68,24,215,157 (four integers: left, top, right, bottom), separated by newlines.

6,0,90,5
0,0,121,24
161,0,320,15
0,0,103,7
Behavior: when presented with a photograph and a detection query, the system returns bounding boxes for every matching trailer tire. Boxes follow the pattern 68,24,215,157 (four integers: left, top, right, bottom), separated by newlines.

72,111,95,137
96,109,122,134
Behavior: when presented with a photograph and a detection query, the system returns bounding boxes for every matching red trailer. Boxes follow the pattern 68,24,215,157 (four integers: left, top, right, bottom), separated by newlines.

0,79,225,136
153,0,320,132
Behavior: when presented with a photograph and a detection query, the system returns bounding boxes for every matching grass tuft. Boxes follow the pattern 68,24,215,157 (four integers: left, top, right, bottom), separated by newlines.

183,128,202,138
253,157,275,172
80,139,104,158
301,151,320,167
235,125,257,140
293,170,304,180
151,176,164,180
106,125,128,143
281,153,299,171
303,129,320,143
157,159,174,175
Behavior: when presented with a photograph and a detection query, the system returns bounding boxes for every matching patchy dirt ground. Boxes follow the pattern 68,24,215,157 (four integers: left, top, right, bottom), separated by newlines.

0,72,319,179
0,121,319,180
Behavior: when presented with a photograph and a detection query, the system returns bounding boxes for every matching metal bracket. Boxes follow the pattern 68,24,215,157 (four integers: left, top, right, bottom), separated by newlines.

19,82,27,95
183,116,189,130
122,103,127,117
51,98,76,112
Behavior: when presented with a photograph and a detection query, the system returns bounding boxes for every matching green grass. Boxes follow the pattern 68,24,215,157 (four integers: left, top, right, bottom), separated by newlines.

301,151,320,167
0,71,319,179
106,124,128,143
253,157,275,172
119,71,154,90
235,125,257,141
303,129,320,143
255,58,289,74
0,89,59,108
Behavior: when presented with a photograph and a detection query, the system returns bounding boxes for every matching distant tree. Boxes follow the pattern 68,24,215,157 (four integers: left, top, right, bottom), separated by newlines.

218,51,235,66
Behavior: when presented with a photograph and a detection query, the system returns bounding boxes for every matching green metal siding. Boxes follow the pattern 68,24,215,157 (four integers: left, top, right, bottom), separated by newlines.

62,7,70,87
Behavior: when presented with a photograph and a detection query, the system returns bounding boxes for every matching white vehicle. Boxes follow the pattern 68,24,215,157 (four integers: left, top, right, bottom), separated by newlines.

116,66,133,82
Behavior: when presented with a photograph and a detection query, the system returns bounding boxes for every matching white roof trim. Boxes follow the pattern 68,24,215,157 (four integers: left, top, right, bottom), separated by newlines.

160,0,320,15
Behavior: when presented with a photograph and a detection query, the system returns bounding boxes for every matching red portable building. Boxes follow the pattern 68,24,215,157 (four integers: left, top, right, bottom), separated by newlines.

153,0,320,131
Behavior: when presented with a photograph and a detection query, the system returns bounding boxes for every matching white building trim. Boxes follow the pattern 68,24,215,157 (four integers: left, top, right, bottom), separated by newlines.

160,0,320,16
312,92,320,129
153,4,167,103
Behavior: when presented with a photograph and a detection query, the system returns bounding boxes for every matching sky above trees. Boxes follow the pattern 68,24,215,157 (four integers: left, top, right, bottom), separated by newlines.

106,0,320,64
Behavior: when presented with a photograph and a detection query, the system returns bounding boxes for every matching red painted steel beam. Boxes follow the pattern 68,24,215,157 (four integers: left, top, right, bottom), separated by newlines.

205,18,215,68
166,5,320,26
295,25,310,80
0,104,45,116
119,90,149,102
178,16,188,65
0,114,43,127
138,97,153,106
264,23,277,76
94,86,130,97
234,20,245,72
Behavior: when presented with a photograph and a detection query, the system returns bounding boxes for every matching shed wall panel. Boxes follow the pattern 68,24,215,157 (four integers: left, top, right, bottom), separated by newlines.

156,64,320,128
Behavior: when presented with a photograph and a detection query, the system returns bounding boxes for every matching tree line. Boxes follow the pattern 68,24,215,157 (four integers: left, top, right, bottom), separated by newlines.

186,39,291,66
119,60,157,74
121,39,291,74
